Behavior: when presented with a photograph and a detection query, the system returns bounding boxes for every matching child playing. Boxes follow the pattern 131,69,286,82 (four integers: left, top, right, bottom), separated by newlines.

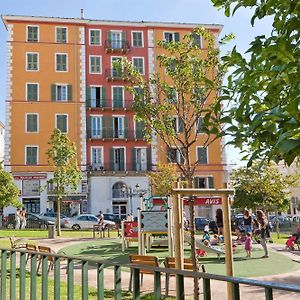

210,234,219,245
245,232,252,257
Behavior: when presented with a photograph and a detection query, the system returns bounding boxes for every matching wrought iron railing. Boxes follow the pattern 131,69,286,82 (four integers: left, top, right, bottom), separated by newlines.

1,248,300,300
87,129,145,140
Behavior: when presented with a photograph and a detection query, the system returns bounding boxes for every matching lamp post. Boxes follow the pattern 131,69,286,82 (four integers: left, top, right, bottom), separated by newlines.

122,183,142,215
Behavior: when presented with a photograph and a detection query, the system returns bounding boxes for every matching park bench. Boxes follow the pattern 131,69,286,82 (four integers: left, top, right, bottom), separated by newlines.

37,245,56,273
164,257,206,296
128,254,160,291
9,236,27,249
25,243,38,264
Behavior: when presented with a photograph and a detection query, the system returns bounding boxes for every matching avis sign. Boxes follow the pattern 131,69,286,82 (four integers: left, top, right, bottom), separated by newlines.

183,197,222,206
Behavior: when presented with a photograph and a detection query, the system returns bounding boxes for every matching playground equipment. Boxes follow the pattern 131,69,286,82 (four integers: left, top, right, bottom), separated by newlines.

121,221,138,252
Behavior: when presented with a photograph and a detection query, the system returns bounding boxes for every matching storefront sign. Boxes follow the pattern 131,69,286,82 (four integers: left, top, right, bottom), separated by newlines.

183,197,222,206
22,180,40,196
14,174,47,180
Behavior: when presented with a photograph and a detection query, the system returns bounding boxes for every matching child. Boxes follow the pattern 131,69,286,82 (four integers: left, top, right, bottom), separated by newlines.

210,234,219,245
245,232,252,257
202,231,210,242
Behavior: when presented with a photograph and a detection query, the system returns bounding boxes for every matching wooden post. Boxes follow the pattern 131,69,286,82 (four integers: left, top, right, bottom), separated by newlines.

167,208,173,257
222,195,234,300
173,189,183,269
138,209,142,255
121,221,125,252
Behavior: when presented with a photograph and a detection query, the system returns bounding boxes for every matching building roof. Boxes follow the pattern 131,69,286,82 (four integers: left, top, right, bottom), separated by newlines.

1,14,223,32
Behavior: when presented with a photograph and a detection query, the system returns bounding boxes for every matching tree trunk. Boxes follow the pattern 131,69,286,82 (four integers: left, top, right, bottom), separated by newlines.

56,196,62,236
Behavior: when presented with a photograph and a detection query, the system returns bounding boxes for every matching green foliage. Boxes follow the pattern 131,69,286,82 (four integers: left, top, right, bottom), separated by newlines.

230,163,299,211
46,129,82,234
0,168,20,210
211,0,300,166
118,27,228,184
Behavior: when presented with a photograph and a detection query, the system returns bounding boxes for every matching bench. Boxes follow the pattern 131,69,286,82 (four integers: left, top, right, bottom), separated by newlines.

9,236,27,249
37,245,56,273
164,257,205,296
128,254,160,291
25,243,38,264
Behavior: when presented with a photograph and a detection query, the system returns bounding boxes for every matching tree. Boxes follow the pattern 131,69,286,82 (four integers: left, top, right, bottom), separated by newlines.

119,27,225,299
0,167,21,216
211,0,300,166
46,129,82,236
230,163,298,212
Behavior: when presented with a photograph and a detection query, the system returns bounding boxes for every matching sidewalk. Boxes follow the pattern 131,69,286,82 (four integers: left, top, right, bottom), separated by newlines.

36,237,300,299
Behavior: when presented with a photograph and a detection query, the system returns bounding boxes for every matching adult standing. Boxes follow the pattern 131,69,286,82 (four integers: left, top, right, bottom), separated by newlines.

243,209,253,234
256,210,270,258
215,208,223,236
15,208,21,229
20,208,27,229
97,210,104,232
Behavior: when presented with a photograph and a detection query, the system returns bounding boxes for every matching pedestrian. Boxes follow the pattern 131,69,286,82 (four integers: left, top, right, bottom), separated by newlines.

20,208,27,229
97,210,104,235
243,209,253,234
245,232,252,257
256,210,270,258
215,208,223,236
15,208,21,229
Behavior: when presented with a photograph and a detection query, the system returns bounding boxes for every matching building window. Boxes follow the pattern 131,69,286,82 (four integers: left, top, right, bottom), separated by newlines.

110,31,122,49
89,29,101,45
135,120,145,139
26,53,39,71
51,84,72,101
112,86,124,108
173,117,183,133
196,117,205,133
132,31,143,47
113,116,125,138
197,147,208,164
167,147,184,164
90,116,102,138
26,114,38,133
166,87,178,103
194,176,214,188
26,146,38,165
192,33,202,48
56,54,67,72
164,32,180,42
111,148,125,171
132,57,144,74
91,147,103,170
56,114,68,133
27,26,38,42
56,27,67,43
87,86,106,108
135,148,147,171
26,83,38,101
89,56,102,74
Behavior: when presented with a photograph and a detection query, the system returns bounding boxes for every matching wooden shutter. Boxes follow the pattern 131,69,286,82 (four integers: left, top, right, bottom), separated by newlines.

120,148,125,171
86,86,91,107
67,84,72,101
109,148,114,170
174,32,180,42
197,117,203,133
121,31,126,47
124,117,129,138
197,147,207,164
86,116,91,138
107,31,112,42
178,117,184,133
101,87,106,107
51,84,56,101
147,147,152,171
208,177,214,188
132,148,136,171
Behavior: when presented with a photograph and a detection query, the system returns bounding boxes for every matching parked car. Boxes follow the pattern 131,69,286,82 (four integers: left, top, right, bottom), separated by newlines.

38,212,68,223
63,214,116,230
195,217,217,233
270,215,292,229
103,213,121,225
4,213,54,229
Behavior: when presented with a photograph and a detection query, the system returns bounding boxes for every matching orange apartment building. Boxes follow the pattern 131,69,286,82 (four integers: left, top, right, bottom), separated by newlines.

2,14,226,220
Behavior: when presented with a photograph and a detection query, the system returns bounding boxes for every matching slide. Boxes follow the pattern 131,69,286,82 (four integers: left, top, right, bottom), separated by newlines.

184,233,225,258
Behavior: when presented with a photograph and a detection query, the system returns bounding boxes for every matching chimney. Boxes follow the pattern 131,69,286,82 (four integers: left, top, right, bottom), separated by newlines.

81,9,84,19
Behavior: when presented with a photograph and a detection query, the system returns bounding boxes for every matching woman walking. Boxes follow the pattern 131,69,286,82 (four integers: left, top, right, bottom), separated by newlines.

256,210,270,258
215,208,223,236
243,209,253,234
20,208,27,229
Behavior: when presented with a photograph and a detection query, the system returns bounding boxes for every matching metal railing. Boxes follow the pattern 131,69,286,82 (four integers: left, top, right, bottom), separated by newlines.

86,98,133,109
87,129,145,140
104,40,130,52
1,248,300,300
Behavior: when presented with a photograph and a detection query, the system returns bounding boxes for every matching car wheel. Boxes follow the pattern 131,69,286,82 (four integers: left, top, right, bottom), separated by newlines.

40,224,48,229
7,223,14,229
72,224,80,231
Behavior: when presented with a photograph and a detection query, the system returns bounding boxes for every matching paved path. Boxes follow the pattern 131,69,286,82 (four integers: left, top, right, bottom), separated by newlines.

34,238,300,299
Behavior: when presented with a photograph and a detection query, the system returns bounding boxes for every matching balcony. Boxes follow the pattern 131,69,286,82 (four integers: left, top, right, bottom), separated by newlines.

89,161,151,173
105,69,130,82
86,99,133,110
105,39,130,53
87,129,145,140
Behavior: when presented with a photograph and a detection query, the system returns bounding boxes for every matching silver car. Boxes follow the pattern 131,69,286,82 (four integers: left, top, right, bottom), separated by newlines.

63,214,116,230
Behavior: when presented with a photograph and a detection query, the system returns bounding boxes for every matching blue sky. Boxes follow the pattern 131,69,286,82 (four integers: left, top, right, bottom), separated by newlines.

0,0,273,165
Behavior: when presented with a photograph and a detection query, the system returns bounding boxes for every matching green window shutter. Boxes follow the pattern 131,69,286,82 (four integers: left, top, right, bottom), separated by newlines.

121,31,126,47
109,148,114,170
102,116,107,138
101,87,106,107
106,116,113,138
67,85,72,101
51,84,56,101
107,31,112,42
194,177,198,188
197,147,208,164
124,117,129,138
86,86,91,107
147,147,152,171
120,148,125,171
174,32,180,42
132,148,136,171
87,116,91,138
178,117,183,133
208,177,214,188
196,117,204,133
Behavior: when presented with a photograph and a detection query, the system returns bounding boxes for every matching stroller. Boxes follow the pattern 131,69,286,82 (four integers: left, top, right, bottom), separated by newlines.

286,229,300,250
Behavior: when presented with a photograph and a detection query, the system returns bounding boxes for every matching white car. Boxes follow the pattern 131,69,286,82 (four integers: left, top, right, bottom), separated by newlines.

63,214,116,230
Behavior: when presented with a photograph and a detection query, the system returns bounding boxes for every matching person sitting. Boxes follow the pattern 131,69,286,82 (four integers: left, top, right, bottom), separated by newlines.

202,231,210,242
210,234,219,245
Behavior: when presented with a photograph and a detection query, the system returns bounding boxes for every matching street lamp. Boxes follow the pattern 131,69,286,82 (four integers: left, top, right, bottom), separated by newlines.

122,183,141,215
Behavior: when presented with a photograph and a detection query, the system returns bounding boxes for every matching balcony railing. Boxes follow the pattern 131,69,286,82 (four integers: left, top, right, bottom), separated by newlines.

89,161,150,172
87,129,145,140
105,69,130,81
105,39,130,53
2,248,300,300
86,99,134,110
